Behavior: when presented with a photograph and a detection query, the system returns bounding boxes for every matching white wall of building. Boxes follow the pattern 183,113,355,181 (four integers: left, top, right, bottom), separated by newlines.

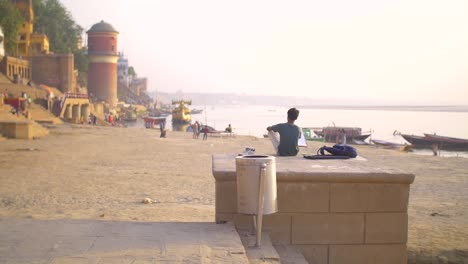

117,52,129,87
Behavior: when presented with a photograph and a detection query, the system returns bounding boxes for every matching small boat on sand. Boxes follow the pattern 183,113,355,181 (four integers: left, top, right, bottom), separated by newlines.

401,133,468,151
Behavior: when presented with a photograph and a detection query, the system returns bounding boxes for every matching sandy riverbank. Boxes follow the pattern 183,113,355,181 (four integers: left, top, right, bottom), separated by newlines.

0,124,466,263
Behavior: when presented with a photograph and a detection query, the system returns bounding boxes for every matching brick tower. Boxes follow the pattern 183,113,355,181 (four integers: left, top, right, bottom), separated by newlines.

87,21,119,106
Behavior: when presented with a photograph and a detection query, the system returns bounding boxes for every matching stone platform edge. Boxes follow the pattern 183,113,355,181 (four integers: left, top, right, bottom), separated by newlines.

212,154,415,184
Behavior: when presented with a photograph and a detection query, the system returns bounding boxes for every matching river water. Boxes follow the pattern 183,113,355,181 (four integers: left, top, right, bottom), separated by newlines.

135,104,468,157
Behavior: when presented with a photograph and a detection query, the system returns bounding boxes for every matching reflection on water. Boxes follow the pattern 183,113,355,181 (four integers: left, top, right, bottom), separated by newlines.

172,122,192,132
124,116,192,133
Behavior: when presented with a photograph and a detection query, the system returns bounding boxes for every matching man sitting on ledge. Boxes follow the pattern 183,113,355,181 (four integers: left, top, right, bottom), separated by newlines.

266,108,301,156
225,124,232,133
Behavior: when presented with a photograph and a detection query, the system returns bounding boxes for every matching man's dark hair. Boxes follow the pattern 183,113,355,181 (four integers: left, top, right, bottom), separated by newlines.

287,108,299,121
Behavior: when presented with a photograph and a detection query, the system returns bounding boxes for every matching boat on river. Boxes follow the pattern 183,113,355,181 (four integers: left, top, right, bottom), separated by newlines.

171,100,192,124
191,108,203,114
313,126,370,144
143,116,166,128
401,133,468,151
371,139,413,151
302,127,325,142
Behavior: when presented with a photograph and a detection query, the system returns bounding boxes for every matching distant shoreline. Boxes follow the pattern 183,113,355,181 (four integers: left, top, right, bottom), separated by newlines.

297,105,468,113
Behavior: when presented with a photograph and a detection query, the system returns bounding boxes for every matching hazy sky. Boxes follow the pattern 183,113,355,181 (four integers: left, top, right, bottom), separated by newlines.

61,0,468,104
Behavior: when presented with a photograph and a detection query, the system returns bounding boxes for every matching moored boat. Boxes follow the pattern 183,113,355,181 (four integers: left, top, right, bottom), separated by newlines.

302,127,325,142
171,100,192,124
314,126,370,144
401,133,468,151
191,108,203,114
143,116,166,128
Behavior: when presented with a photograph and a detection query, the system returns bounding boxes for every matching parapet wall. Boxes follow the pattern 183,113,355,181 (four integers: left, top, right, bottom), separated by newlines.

212,154,415,264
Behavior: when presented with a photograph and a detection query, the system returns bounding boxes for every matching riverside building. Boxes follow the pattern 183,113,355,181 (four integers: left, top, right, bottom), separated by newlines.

87,21,119,106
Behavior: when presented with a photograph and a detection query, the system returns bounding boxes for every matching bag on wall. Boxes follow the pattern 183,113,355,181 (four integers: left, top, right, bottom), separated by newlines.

318,144,358,158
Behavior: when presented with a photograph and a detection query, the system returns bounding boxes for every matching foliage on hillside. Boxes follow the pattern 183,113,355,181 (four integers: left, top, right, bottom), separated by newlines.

32,0,87,83
0,0,22,56
128,66,137,78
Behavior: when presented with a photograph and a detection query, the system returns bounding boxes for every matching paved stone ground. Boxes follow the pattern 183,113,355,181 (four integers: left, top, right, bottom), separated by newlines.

0,219,249,264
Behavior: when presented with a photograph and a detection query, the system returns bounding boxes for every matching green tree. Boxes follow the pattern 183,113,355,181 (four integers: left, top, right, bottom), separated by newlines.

0,0,22,56
73,47,88,86
128,66,137,78
33,0,85,72
74,47,88,72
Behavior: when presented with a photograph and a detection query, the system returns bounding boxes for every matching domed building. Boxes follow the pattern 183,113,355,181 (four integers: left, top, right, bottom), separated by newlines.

87,20,119,106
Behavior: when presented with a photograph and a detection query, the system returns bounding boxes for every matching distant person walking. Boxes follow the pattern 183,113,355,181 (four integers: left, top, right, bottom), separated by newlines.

160,119,167,138
203,125,208,140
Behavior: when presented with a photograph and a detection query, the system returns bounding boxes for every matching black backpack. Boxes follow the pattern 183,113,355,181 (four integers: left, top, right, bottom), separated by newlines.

318,144,358,158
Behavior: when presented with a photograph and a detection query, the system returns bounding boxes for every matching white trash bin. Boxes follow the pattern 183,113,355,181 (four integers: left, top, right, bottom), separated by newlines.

236,155,277,246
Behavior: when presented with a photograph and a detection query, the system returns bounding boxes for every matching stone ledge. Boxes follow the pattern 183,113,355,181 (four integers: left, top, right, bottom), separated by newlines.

0,120,33,139
213,154,415,184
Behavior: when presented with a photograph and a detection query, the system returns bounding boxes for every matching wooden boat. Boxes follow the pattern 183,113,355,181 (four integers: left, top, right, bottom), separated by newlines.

401,134,468,151
302,128,325,142
143,116,166,129
314,126,370,144
122,110,137,122
171,100,191,124
191,108,203,114
148,108,171,117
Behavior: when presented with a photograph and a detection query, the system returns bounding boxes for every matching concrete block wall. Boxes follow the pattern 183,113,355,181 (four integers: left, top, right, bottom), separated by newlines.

0,121,33,139
213,154,415,264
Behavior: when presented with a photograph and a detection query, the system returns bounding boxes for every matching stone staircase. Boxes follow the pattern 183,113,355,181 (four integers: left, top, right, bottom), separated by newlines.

0,72,12,83
27,102,63,125
0,105,49,139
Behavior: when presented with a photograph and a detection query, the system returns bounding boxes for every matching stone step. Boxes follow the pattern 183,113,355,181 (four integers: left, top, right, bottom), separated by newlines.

0,219,250,263
274,245,309,264
238,229,281,264
0,72,12,83
27,103,63,125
